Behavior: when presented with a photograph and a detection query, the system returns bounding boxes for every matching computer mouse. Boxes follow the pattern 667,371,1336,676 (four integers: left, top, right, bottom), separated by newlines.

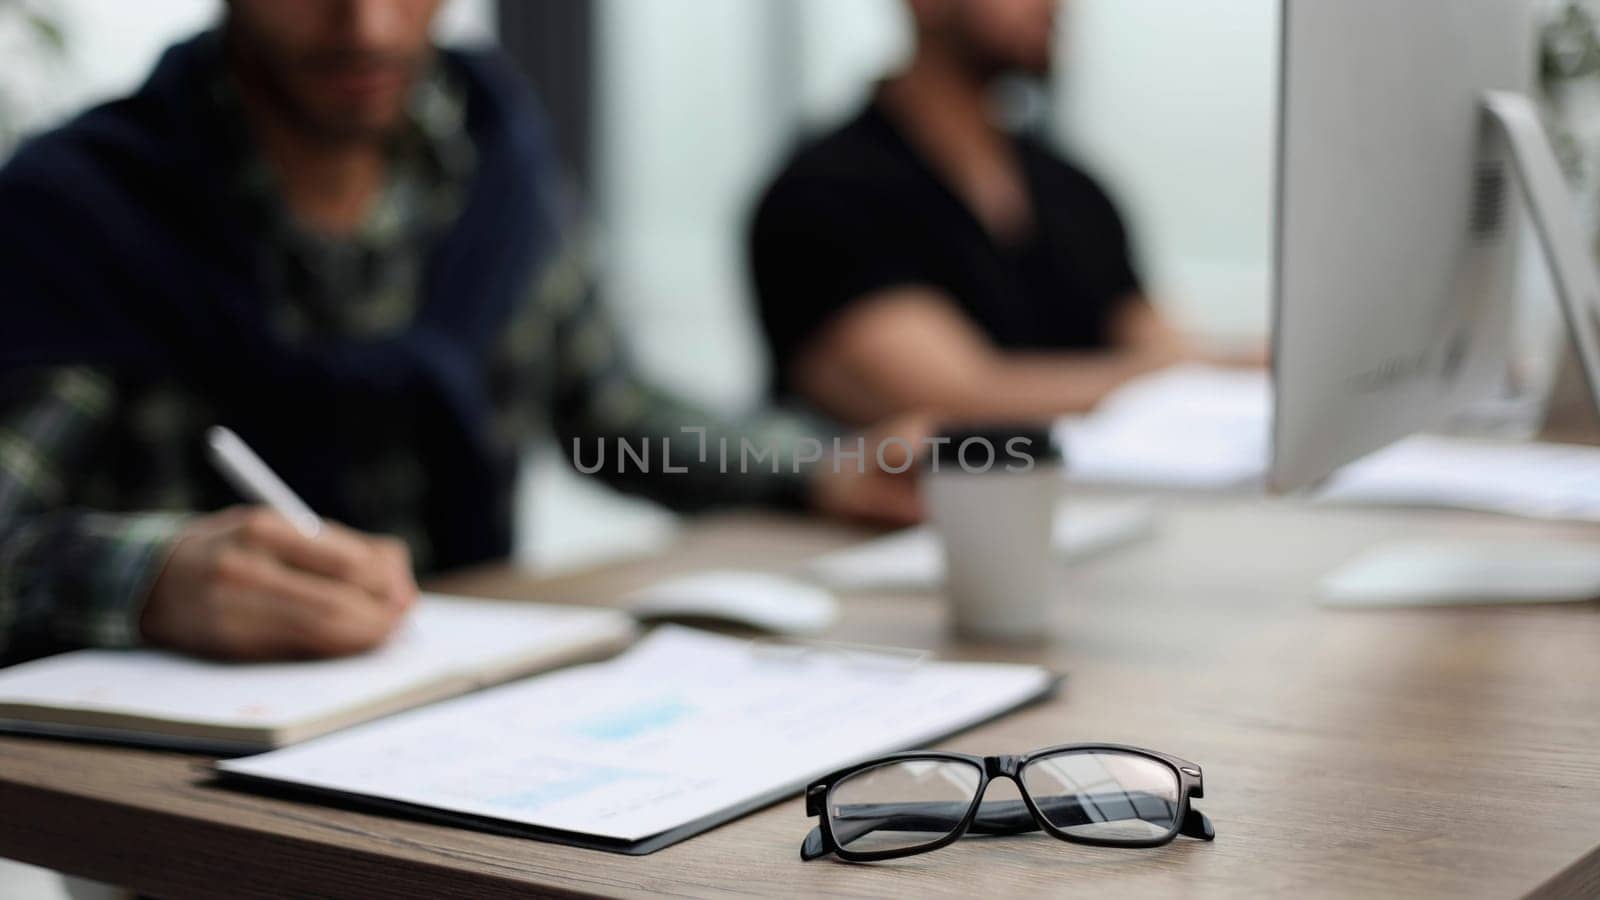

625,570,839,636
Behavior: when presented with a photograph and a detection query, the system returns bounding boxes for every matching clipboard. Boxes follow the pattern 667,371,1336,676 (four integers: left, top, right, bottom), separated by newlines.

216,627,1060,854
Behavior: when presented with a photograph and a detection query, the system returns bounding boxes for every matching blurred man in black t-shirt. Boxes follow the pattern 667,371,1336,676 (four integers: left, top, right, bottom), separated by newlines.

749,0,1202,426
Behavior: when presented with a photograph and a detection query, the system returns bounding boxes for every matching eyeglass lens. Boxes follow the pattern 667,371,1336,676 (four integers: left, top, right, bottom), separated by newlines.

828,758,984,854
1019,750,1182,841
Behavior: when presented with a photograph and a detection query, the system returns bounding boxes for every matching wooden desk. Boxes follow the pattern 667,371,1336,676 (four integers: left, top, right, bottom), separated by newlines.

1,498,1598,898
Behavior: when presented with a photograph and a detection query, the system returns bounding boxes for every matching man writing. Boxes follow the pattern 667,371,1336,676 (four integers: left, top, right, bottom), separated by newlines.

0,0,918,664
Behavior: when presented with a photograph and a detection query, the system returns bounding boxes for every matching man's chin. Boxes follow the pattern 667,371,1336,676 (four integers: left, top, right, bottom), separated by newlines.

1004,48,1054,79
964,44,1053,83
296,106,409,146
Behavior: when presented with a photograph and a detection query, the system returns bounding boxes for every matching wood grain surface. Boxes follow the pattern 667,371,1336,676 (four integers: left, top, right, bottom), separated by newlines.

1,497,1597,899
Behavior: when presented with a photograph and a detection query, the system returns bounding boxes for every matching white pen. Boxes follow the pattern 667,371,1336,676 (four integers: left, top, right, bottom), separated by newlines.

205,425,324,539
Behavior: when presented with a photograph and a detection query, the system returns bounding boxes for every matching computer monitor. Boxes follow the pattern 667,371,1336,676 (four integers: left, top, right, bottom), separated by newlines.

1271,0,1600,493
1271,0,1600,605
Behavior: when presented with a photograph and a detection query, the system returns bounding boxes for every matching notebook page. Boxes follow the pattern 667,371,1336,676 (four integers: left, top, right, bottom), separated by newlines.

0,595,631,730
219,626,1054,842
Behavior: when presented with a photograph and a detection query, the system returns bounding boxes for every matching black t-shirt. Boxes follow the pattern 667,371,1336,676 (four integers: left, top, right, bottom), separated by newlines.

748,102,1143,398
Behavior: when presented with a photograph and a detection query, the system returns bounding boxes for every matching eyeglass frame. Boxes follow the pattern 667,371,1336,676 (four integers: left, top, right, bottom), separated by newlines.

801,742,1215,862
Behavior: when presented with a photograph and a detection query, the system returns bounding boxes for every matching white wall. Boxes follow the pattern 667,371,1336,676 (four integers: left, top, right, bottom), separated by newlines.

1057,0,1279,341
0,0,219,150
794,0,908,128
47,1,218,115
592,0,794,413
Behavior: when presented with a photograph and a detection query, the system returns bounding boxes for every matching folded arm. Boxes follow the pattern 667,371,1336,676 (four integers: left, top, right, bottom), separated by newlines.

788,287,1190,427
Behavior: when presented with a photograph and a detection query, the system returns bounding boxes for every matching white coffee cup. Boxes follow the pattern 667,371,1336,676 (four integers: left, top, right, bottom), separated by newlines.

923,431,1063,642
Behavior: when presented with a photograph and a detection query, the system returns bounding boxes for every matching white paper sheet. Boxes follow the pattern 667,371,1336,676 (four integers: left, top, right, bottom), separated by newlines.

1052,366,1600,522
1318,435,1600,521
218,627,1054,842
807,499,1157,591
0,595,632,730
1054,365,1272,490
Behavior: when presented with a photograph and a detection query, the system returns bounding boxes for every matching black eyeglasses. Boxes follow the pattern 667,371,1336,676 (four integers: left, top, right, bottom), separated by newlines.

801,743,1214,862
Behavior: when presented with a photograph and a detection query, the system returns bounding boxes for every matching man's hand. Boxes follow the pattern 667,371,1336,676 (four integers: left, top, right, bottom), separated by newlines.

140,507,418,660
808,414,933,529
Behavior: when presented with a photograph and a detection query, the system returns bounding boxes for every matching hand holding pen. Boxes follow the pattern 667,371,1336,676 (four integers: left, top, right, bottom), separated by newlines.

138,427,418,660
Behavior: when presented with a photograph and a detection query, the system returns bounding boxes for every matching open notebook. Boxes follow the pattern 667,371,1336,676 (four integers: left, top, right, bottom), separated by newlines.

0,595,636,754
218,627,1057,854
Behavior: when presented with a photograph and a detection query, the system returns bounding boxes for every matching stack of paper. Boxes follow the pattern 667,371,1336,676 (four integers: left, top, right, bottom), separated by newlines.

1054,365,1272,490
1053,365,1600,523
1319,435,1600,521
218,626,1056,854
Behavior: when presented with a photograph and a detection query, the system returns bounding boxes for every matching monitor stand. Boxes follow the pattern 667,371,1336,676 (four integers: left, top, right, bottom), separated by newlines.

1320,92,1600,609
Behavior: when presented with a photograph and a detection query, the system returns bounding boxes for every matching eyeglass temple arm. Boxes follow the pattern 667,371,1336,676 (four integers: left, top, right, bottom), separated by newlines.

1182,807,1216,841
970,796,1216,840
801,826,829,861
